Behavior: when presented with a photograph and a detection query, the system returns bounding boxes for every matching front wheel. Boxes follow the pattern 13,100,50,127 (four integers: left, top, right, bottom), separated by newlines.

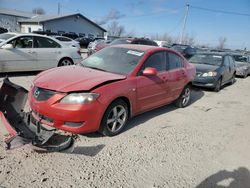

58,58,73,66
175,85,191,108
99,99,129,136
214,78,222,92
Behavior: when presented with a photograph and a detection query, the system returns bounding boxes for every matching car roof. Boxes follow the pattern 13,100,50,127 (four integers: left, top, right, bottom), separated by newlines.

195,52,230,56
108,44,167,52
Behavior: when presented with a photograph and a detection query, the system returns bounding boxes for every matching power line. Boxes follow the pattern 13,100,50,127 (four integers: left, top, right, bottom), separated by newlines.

190,5,250,17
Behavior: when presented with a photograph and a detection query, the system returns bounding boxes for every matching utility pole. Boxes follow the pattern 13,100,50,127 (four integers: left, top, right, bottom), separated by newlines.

58,3,61,15
180,4,190,44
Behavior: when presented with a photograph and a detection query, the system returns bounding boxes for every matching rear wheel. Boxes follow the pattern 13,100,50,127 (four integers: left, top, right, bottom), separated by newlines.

175,85,191,108
100,99,129,136
243,71,247,79
58,58,73,66
230,73,236,84
214,78,222,92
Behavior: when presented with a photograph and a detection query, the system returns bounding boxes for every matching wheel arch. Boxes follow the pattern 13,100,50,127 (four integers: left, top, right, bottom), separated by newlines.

57,57,74,66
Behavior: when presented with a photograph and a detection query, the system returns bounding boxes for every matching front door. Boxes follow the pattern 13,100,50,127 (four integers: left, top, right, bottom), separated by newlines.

0,36,37,72
136,51,171,112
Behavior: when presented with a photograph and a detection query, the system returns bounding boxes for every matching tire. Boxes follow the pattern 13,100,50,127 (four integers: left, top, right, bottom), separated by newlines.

175,85,191,108
214,78,222,92
229,73,236,85
58,58,73,67
99,99,129,136
243,71,247,79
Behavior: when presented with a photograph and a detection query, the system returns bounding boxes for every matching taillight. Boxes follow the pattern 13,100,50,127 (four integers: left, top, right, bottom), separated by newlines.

77,50,81,56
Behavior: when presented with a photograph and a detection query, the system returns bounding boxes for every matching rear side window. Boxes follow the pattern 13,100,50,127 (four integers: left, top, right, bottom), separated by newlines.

168,52,183,70
142,52,167,72
34,36,61,48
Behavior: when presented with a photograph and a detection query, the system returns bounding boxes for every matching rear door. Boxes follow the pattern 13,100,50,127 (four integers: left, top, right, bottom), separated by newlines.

0,36,38,72
166,52,187,99
136,51,171,112
222,56,231,82
33,36,61,70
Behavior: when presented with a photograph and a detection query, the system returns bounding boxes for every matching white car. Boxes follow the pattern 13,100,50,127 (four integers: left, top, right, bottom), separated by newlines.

0,33,82,73
53,36,80,49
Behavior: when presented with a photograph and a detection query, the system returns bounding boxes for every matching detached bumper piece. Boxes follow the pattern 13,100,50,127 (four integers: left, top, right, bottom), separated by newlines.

0,78,74,152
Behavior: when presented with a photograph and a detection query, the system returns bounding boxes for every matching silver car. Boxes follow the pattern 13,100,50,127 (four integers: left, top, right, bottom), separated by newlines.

52,36,80,49
0,33,82,73
232,54,250,78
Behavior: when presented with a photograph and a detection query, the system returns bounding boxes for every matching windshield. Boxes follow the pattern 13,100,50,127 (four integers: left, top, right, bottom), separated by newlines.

233,55,248,62
81,47,144,74
189,54,223,66
0,33,16,41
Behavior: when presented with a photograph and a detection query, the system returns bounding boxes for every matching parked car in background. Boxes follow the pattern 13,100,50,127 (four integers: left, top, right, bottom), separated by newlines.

52,36,80,49
0,33,82,73
62,33,79,40
87,39,111,56
0,27,8,34
171,44,197,59
190,53,236,92
232,54,250,78
28,44,195,136
75,37,92,48
88,38,158,56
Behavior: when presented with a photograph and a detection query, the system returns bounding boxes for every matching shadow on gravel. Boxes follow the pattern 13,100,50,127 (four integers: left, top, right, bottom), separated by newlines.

196,167,250,188
0,71,40,78
69,144,105,156
123,88,204,133
35,144,105,156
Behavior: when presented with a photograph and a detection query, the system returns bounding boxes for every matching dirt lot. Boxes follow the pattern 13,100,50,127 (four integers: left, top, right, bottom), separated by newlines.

0,73,250,188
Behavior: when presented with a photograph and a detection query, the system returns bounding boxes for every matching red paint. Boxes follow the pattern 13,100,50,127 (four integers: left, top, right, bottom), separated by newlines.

28,45,195,134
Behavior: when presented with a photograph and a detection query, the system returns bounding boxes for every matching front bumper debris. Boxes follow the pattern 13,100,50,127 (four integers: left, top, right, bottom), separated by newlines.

0,78,75,152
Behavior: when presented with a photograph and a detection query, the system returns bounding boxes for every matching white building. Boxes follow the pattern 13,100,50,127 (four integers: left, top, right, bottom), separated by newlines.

0,8,106,38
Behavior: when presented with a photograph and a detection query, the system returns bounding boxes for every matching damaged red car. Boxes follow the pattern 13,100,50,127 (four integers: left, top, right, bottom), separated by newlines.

2,45,196,139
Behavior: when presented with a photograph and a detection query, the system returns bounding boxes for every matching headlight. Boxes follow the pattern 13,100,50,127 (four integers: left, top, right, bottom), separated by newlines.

60,93,100,104
202,71,217,77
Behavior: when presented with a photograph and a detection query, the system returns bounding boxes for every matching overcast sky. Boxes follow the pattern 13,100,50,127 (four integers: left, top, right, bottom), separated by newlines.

0,0,250,49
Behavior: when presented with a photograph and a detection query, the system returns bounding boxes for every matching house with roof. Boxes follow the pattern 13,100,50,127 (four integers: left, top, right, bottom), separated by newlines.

0,8,106,38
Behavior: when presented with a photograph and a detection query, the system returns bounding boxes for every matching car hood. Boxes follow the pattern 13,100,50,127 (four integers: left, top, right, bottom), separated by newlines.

33,65,126,92
191,63,219,73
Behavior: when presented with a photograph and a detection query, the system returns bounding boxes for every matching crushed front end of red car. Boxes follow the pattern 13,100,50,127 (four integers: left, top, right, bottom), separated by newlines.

0,78,75,152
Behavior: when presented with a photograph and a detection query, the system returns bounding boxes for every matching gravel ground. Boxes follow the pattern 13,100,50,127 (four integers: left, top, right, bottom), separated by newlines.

0,73,250,188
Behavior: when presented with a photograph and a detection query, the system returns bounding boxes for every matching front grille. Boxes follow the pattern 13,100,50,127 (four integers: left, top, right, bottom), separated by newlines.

33,87,57,101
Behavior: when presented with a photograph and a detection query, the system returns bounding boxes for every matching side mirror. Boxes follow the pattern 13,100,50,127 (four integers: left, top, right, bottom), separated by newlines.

142,67,157,76
1,44,14,50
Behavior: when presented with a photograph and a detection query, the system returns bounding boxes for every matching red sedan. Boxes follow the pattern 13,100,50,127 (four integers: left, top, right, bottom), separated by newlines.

29,44,196,136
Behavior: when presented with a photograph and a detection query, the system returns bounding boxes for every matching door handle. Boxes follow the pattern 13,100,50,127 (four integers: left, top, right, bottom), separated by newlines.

27,51,36,54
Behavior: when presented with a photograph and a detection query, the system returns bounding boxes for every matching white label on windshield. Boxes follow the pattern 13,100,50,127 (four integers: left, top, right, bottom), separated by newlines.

127,50,144,56
213,55,222,58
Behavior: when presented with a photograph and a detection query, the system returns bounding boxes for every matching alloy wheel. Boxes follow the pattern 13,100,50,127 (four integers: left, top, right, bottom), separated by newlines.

106,105,127,133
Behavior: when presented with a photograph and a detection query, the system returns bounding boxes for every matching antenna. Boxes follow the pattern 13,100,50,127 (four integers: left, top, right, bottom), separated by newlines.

180,4,190,44
58,3,61,15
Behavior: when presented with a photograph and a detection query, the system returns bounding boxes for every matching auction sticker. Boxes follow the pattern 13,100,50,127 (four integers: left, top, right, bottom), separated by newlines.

127,50,144,56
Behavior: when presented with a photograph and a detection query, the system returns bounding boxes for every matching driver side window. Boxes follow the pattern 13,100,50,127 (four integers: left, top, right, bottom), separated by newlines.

8,36,33,48
140,52,167,73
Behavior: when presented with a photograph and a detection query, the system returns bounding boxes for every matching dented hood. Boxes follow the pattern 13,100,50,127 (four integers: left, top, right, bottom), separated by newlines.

33,65,126,92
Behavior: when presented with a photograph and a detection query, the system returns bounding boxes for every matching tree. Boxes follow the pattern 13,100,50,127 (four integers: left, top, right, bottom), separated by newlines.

32,8,45,15
218,37,227,49
107,21,125,37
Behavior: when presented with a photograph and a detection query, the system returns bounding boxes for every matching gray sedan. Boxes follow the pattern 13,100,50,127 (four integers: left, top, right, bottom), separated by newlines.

0,33,82,73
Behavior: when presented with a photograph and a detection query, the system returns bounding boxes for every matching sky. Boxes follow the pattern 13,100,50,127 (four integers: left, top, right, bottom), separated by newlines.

0,0,250,49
